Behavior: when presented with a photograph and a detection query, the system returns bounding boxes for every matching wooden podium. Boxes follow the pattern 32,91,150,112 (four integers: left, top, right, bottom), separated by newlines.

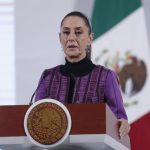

0,104,130,150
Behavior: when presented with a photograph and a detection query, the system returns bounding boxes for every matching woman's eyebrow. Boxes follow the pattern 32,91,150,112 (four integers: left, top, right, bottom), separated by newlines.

62,27,70,30
75,27,82,30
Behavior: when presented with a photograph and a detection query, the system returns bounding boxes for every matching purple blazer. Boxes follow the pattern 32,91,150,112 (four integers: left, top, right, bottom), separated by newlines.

35,65,127,120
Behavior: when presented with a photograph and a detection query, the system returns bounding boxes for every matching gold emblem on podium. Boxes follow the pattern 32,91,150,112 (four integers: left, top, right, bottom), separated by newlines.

24,99,71,148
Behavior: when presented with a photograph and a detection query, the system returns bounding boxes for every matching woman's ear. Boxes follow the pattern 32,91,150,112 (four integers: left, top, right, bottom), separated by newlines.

88,32,94,44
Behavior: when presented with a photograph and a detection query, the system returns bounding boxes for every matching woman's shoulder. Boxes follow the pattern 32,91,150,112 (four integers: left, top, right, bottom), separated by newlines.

41,65,61,79
94,65,118,81
95,64,111,73
95,65,117,74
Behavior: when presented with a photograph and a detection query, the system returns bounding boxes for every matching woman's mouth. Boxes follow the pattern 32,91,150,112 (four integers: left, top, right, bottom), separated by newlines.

67,45,77,49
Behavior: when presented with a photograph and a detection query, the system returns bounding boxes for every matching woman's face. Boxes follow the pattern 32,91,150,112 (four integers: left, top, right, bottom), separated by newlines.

59,16,93,62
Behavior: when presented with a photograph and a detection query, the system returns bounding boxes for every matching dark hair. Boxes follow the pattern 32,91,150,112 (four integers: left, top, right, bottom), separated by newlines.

60,11,92,34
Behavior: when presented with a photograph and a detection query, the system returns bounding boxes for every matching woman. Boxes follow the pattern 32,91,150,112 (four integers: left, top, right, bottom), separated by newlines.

34,11,130,138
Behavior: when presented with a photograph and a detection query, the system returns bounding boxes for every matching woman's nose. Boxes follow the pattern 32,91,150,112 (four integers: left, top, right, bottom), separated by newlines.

67,32,76,40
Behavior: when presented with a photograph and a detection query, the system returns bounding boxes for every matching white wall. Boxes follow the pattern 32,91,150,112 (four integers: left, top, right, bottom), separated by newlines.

15,0,75,104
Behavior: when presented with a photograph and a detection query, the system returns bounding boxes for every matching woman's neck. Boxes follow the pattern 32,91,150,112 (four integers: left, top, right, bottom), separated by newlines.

60,56,96,76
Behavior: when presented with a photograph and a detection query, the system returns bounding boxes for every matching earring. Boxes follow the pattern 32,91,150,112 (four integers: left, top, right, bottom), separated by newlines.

86,44,91,59
86,44,91,50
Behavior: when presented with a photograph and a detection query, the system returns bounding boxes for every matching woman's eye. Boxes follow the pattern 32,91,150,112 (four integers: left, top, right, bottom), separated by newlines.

63,31,69,34
76,31,82,35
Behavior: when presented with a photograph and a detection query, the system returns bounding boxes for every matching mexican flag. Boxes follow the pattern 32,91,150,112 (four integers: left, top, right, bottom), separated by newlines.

91,0,150,149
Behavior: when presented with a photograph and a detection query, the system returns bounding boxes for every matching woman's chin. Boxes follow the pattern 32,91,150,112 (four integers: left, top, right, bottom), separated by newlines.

66,52,80,57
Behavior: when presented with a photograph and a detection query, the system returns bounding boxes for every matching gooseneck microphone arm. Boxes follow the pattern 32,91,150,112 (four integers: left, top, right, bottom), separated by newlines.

29,87,38,105
29,69,50,105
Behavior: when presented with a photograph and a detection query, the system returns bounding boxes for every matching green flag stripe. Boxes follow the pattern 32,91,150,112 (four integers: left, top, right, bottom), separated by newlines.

92,0,141,40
